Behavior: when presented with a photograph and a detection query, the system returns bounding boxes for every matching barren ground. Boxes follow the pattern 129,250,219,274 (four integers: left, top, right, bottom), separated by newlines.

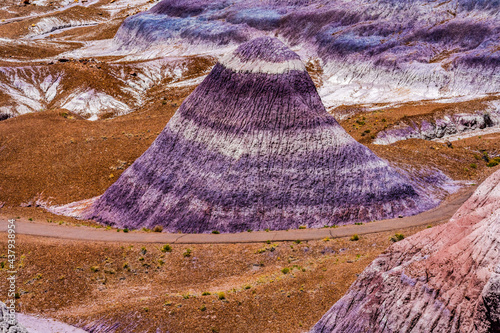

0,224,435,332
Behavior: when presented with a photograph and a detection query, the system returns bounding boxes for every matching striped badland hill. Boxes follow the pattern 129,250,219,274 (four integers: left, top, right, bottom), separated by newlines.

84,37,435,233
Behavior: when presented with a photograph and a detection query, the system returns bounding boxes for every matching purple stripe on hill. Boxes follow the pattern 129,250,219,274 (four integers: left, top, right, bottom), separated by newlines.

178,63,333,132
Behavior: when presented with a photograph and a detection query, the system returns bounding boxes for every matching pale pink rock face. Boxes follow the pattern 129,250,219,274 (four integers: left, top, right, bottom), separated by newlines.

311,170,500,333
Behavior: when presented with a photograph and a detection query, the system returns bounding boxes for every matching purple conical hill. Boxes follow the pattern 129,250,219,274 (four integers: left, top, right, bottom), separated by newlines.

84,37,434,233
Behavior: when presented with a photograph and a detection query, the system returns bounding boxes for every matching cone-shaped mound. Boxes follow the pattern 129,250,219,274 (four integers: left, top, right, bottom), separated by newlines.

84,37,433,233
311,170,500,333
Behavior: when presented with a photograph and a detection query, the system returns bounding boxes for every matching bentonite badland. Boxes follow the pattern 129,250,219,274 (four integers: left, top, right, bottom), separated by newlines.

84,37,434,233
311,169,500,333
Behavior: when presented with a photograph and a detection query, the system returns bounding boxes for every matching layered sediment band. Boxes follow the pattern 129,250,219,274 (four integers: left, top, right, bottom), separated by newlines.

219,55,306,74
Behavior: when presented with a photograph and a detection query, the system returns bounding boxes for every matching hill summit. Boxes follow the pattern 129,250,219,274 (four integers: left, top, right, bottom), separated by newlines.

84,37,433,233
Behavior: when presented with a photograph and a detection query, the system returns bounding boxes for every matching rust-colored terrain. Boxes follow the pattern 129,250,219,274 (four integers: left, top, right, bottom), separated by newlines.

0,225,435,332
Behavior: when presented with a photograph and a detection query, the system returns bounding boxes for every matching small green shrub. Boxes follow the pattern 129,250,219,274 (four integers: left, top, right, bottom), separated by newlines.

161,244,172,253
212,230,220,234
183,248,192,257
202,291,211,296
153,225,163,232
298,225,306,229
294,240,301,244
390,233,405,242
90,266,99,272
217,292,225,300
470,163,477,169
487,157,500,167
123,228,129,233
200,305,207,311
350,234,359,241
282,267,290,274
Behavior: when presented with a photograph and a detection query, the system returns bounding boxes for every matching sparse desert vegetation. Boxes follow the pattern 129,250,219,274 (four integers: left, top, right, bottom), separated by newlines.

0,225,430,332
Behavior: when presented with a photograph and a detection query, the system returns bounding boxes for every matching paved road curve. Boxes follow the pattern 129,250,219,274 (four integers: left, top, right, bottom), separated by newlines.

0,187,474,244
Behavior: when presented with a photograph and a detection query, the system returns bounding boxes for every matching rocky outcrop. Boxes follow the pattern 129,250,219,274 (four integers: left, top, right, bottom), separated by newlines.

374,101,500,145
311,169,500,333
0,57,211,120
84,37,434,233
0,302,29,333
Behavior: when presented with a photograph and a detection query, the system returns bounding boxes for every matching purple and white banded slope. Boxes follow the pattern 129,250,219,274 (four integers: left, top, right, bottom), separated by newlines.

113,0,500,106
84,37,434,233
311,170,500,333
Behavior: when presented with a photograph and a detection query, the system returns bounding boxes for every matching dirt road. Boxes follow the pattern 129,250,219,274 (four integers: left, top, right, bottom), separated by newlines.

0,187,473,244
